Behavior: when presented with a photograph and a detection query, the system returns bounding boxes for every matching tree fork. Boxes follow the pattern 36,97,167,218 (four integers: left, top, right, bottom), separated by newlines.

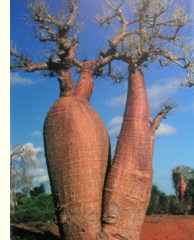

102,68,153,240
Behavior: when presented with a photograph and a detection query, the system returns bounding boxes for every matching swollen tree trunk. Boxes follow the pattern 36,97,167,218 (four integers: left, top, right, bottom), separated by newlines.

44,62,109,239
102,68,153,240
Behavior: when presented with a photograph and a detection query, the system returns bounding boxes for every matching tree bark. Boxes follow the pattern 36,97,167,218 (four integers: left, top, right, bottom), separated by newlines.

102,68,153,240
58,70,74,98
44,63,110,239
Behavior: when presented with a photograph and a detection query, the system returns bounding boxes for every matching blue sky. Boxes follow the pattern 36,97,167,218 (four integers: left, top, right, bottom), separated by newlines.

10,0,194,194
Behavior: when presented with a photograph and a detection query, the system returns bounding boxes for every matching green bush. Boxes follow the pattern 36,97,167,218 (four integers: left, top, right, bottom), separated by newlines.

147,185,181,215
158,192,169,213
30,184,45,199
13,193,55,223
147,185,160,215
168,195,180,214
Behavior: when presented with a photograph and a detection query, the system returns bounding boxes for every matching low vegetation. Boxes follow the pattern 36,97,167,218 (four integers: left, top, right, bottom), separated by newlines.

11,183,193,226
147,185,181,215
11,184,55,224
10,182,194,240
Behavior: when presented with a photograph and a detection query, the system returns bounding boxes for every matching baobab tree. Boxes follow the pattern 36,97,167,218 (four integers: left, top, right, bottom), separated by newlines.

172,166,194,201
11,0,193,239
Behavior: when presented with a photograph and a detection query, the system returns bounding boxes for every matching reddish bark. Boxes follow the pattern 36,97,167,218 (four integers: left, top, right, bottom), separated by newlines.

58,70,74,97
75,61,97,101
44,62,109,239
179,175,187,201
102,68,153,240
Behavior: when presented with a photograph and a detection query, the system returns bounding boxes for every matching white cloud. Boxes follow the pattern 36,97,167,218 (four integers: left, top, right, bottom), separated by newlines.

109,125,121,137
11,142,43,164
37,157,46,167
31,131,41,137
33,175,49,183
108,116,123,138
109,116,123,126
29,165,49,184
147,79,180,112
106,94,127,107
155,123,177,136
108,118,177,138
105,78,180,111
28,167,46,176
10,73,33,85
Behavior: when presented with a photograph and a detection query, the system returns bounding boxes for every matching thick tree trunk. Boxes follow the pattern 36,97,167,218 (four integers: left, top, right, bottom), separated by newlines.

44,63,109,239
102,68,153,240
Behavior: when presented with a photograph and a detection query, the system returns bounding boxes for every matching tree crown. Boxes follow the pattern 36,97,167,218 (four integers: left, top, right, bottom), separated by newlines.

11,0,193,86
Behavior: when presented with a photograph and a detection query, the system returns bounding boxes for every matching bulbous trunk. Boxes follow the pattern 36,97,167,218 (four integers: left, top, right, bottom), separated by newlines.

44,63,109,239
102,69,153,240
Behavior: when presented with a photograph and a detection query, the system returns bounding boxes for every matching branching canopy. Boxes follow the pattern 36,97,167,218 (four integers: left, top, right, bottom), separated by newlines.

11,0,193,86
97,0,193,83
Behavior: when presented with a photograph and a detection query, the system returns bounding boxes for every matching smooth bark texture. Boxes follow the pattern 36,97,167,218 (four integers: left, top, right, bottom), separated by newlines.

58,70,74,97
102,69,153,240
179,175,187,201
44,63,109,239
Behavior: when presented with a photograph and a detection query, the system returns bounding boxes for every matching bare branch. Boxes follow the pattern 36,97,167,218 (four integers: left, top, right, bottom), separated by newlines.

179,44,194,87
149,48,187,67
97,0,139,49
65,0,78,31
11,0,81,74
150,103,174,135
104,0,125,11
10,45,61,72
27,0,62,26
138,0,152,51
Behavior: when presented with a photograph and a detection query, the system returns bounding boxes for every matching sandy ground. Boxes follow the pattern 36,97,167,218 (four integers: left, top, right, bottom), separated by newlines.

11,215,194,240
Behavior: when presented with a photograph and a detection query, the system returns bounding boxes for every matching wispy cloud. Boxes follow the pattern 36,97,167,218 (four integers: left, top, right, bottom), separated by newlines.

147,79,180,112
105,78,180,111
29,166,49,184
106,94,127,107
109,125,121,137
10,73,33,85
29,168,46,176
37,157,47,167
108,116,177,138
109,116,123,126
155,123,177,136
31,158,49,184
31,131,41,137
33,175,49,183
11,142,43,163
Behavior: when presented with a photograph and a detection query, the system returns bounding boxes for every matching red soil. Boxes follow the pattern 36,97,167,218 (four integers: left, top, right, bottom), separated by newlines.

11,215,194,240
141,215,194,240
